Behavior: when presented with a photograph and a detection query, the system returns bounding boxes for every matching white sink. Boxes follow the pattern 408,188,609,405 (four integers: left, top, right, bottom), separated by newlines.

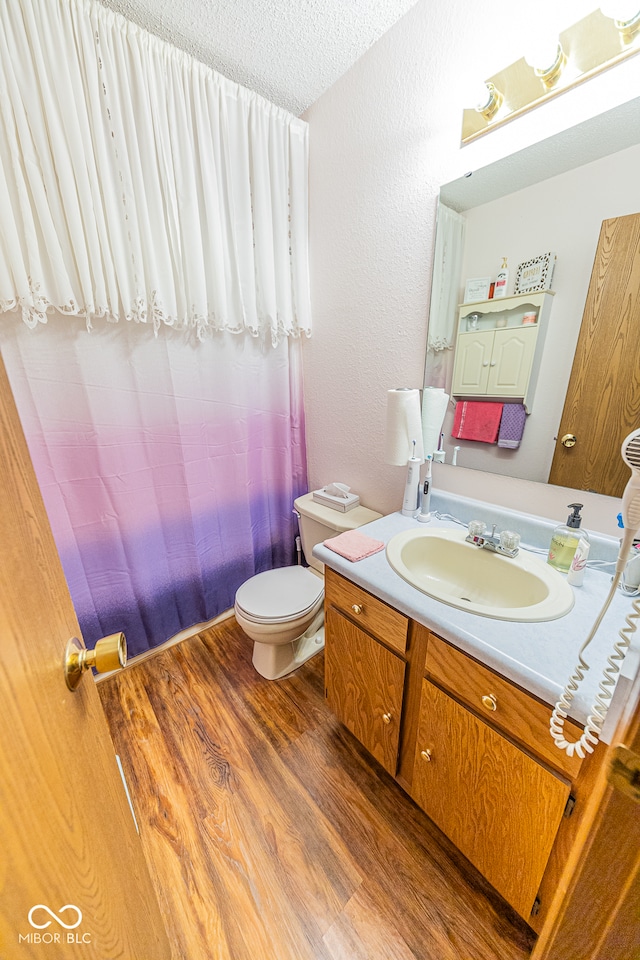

385,528,574,622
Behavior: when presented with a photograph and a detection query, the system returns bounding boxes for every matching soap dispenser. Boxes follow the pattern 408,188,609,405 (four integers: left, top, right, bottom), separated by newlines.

547,503,590,574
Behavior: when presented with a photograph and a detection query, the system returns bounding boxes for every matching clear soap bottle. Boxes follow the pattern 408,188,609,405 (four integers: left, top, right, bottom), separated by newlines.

547,503,590,574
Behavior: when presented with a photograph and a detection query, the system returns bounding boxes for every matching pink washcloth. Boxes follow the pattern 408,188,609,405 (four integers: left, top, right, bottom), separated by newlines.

323,530,385,562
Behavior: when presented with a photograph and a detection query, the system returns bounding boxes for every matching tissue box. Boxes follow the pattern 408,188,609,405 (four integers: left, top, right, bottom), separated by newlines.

312,488,361,512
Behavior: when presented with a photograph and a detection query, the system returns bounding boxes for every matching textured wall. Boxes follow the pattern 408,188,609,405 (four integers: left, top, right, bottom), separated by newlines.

302,0,640,535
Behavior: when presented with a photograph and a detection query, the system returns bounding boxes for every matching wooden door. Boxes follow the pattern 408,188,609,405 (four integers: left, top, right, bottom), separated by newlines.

411,679,570,920
488,326,537,396
325,606,405,775
549,212,640,496
0,354,170,959
451,331,493,395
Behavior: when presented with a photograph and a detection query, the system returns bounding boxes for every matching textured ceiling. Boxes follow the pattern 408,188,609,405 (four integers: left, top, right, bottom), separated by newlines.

97,0,419,115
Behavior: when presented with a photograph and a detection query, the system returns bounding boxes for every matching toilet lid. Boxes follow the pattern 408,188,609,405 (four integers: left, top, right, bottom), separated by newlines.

235,566,323,623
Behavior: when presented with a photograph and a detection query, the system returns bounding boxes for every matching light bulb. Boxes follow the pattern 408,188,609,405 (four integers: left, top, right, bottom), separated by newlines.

524,36,562,73
524,37,567,84
600,1,640,23
465,80,494,112
468,82,503,120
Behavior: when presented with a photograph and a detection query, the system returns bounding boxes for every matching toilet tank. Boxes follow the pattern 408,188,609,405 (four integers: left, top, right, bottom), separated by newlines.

294,493,382,574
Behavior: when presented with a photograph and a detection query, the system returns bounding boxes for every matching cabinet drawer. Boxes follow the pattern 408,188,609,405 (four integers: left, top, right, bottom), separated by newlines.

425,634,583,779
325,567,408,655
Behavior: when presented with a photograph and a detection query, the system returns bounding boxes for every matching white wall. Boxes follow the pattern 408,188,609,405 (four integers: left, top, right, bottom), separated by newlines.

302,0,640,536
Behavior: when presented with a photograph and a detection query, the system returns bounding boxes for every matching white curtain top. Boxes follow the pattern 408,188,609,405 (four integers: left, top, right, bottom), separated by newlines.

427,202,466,353
0,0,312,344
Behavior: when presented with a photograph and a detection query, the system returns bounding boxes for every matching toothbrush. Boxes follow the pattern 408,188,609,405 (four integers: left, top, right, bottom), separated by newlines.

417,456,432,522
401,440,423,517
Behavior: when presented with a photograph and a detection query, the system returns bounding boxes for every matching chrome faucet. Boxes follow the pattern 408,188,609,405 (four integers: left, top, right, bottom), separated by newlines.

465,521,520,558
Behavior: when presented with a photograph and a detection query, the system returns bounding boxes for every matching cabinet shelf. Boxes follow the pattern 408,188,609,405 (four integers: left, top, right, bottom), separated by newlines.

452,291,554,412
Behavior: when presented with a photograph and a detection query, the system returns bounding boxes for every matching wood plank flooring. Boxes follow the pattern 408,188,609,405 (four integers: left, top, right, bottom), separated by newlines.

98,617,536,960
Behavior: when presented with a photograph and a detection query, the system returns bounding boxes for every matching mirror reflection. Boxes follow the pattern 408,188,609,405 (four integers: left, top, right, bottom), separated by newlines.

425,99,640,492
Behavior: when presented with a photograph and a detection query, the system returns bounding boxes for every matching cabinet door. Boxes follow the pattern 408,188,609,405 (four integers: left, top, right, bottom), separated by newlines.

451,331,493,395
487,326,537,396
411,679,570,919
325,606,406,775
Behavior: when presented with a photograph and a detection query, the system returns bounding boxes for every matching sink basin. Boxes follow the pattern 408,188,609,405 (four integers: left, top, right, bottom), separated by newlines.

385,528,574,622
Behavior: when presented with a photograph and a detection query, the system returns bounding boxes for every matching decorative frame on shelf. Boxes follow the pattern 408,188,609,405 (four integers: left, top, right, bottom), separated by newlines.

514,252,556,294
464,277,491,303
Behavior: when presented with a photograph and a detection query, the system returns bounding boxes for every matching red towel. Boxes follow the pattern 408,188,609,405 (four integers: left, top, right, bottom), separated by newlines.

452,401,503,443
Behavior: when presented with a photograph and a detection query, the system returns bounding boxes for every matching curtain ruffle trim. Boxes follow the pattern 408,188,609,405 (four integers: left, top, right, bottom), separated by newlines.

1,288,311,347
427,338,454,353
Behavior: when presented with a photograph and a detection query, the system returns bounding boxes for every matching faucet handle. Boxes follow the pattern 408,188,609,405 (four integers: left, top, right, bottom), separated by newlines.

499,530,521,553
468,520,486,541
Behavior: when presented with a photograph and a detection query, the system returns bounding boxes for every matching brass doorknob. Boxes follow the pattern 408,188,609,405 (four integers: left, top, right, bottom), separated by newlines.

561,434,577,448
351,604,363,615
382,713,392,724
64,633,127,691
481,693,498,711
420,749,432,762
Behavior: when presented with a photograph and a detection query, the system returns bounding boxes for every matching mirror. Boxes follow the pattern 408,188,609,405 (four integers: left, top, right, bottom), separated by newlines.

426,96,640,485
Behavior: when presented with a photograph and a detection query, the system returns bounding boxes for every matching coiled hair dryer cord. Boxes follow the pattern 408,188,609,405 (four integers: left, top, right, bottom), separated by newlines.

550,428,640,758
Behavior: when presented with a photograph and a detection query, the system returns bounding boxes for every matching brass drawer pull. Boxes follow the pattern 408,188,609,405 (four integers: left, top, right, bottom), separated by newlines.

420,749,432,762
351,603,363,615
481,693,498,712
382,713,392,724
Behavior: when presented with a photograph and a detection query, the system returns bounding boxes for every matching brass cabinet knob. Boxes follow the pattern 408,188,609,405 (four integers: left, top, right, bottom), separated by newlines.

65,633,127,691
481,693,498,711
420,749,432,762
382,713,392,724
561,434,577,448
351,604,363,615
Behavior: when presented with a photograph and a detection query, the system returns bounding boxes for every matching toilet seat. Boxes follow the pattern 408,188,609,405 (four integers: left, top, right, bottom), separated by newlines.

234,566,323,624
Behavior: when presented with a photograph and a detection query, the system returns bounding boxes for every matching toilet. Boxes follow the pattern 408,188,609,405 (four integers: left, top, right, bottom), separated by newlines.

234,492,382,680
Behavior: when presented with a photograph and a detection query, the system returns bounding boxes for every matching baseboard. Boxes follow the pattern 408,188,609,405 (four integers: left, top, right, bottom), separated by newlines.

94,608,235,683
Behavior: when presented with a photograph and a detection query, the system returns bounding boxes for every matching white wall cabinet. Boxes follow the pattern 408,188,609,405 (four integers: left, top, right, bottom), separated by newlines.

451,292,554,412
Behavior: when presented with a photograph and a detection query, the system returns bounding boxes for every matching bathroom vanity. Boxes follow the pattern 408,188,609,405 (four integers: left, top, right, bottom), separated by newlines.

315,497,637,932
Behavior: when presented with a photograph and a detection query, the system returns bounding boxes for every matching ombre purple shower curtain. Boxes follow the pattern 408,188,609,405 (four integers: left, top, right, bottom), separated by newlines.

2,318,307,657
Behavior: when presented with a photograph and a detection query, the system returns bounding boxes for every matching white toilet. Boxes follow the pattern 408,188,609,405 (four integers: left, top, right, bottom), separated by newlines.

234,492,382,680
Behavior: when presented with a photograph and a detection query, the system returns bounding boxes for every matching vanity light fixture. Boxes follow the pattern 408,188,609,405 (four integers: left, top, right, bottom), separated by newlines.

462,6,640,143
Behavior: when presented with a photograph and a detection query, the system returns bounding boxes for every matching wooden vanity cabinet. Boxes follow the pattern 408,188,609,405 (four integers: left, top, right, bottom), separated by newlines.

324,568,408,776
411,677,570,918
323,569,594,928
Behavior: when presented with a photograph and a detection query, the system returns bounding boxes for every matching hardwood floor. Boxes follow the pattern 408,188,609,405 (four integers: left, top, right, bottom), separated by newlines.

98,618,536,960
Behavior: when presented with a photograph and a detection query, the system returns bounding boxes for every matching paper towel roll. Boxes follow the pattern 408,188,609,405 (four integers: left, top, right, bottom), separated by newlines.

422,387,450,458
385,388,424,465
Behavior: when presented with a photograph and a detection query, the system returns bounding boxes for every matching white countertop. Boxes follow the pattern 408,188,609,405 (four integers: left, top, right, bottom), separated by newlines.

313,498,640,738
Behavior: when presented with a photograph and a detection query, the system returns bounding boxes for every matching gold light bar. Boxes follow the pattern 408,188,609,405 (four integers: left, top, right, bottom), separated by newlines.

462,7,640,144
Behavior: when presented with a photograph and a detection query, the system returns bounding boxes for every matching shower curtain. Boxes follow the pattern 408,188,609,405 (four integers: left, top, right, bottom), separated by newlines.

0,0,312,659
2,317,307,657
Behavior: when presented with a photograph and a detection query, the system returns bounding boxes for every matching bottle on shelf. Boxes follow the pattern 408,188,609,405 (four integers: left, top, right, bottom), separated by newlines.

494,257,509,299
